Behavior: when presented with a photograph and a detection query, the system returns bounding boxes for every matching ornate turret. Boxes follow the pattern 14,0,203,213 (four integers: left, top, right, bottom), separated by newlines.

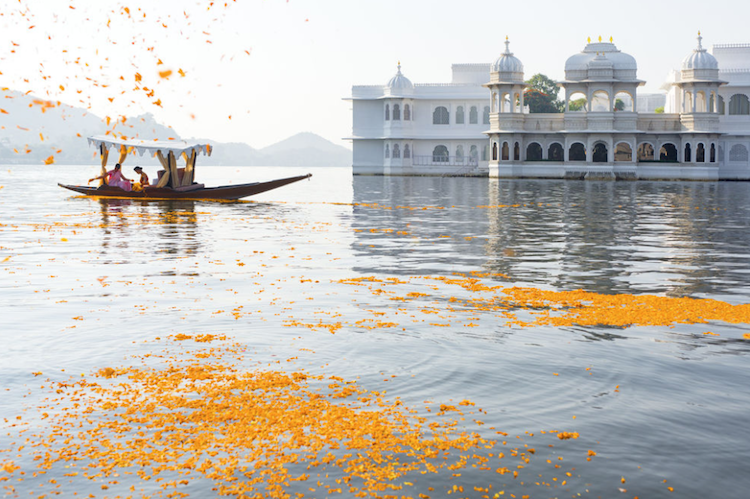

491,37,524,83
681,32,720,81
385,62,413,96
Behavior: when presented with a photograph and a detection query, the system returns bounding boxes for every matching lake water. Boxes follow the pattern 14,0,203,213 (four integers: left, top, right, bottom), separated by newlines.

1,165,750,499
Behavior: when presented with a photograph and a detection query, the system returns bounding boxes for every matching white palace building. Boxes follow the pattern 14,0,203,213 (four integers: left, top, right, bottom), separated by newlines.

346,34,750,180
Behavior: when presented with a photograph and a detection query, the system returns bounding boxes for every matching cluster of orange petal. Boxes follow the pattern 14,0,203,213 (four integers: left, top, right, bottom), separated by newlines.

0,334,594,499
1,1,247,163
320,274,750,332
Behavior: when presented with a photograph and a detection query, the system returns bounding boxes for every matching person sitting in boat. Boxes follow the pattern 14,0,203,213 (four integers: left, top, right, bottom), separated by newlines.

132,166,149,191
88,163,132,191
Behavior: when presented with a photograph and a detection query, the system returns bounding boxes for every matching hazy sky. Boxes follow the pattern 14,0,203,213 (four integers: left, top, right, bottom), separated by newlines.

1,0,749,149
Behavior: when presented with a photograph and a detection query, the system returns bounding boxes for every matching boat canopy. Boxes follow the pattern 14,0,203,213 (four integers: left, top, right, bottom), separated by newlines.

88,135,212,189
87,136,212,158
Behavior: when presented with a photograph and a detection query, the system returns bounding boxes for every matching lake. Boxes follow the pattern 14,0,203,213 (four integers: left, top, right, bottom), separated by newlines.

1,165,749,499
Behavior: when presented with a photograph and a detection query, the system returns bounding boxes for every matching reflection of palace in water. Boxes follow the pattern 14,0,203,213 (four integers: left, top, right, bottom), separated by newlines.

351,175,750,297
349,176,492,275
97,199,203,266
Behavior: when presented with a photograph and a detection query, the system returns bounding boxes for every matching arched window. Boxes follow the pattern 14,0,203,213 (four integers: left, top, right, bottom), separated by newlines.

614,142,632,162
384,144,390,158
637,143,654,161
480,145,487,161
469,106,478,124
613,92,633,112
470,145,478,162
684,143,692,162
501,142,509,161
513,142,520,161
569,143,586,161
483,106,490,125
393,143,400,158
696,143,705,162
404,104,411,121
433,106,449,125
456,106,465,124
404,144,411,158
492,142,498,161
548,143,563,161
432,145,449,162
729,94,750,115
696,92,707,113
526,142,542,161
592,90,610,112
684,92,693,113
660,143,678,162
729,144,749,161
710,143,716,163
501,93,511,112
593,143,608,162
718,95,725,114
567,92,587,112
393,104,401,121
385,104,390,121
456,145,464,160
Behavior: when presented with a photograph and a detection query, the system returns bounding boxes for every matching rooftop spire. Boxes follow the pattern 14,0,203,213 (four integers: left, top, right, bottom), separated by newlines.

695,31,705,52
504,36,511,55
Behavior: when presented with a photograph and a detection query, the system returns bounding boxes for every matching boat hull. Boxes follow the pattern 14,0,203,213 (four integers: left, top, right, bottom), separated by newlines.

58,174,312,200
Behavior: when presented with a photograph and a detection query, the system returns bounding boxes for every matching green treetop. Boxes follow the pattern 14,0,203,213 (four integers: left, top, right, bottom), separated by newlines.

524,74,563,113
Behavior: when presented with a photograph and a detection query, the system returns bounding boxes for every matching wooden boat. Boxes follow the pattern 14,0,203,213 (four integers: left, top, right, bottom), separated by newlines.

58,136,312,200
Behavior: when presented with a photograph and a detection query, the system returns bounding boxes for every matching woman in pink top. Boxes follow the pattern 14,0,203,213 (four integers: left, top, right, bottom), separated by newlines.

89,164,132,191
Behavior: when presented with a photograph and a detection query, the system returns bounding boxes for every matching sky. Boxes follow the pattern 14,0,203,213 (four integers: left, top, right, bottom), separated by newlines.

1,0,749,150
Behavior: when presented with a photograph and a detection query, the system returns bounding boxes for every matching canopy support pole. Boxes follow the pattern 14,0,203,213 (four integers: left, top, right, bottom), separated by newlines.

99,144,109,186
168,151,178,188
182,149,197,186
155,151,170,188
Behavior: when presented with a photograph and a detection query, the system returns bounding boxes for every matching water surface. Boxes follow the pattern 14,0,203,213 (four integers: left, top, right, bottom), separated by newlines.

1,165,749,498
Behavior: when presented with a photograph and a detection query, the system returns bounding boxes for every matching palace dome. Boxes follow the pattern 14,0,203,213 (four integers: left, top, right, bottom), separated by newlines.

492,38,524,75
386,63,413,95
564,38,637,80
682,33,718,70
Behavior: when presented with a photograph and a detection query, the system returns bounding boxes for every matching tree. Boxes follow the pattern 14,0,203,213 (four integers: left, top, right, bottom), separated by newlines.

568,98,587,111
524,73,563,113
654,106,665,114
524,89,561,113
614,98,625,111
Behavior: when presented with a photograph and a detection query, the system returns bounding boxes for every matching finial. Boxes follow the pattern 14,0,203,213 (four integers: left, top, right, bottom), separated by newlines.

696,31,704,51
598,35,602,43
610,36,613,43
504,37,511,54
587,36,591,43
396,61,402,75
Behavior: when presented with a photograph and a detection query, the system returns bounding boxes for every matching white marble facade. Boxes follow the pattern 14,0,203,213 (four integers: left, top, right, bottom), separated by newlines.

347,35,750,180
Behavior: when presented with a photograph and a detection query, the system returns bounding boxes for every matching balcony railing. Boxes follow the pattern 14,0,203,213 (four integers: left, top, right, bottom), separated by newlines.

412,155,480,166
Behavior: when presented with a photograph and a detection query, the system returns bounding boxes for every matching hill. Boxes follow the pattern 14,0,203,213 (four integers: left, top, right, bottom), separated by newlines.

0,90,351,167
256,132,351,167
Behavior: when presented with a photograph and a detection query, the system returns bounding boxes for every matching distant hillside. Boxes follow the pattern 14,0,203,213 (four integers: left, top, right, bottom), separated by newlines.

257,132,352,167
0,89,351,167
